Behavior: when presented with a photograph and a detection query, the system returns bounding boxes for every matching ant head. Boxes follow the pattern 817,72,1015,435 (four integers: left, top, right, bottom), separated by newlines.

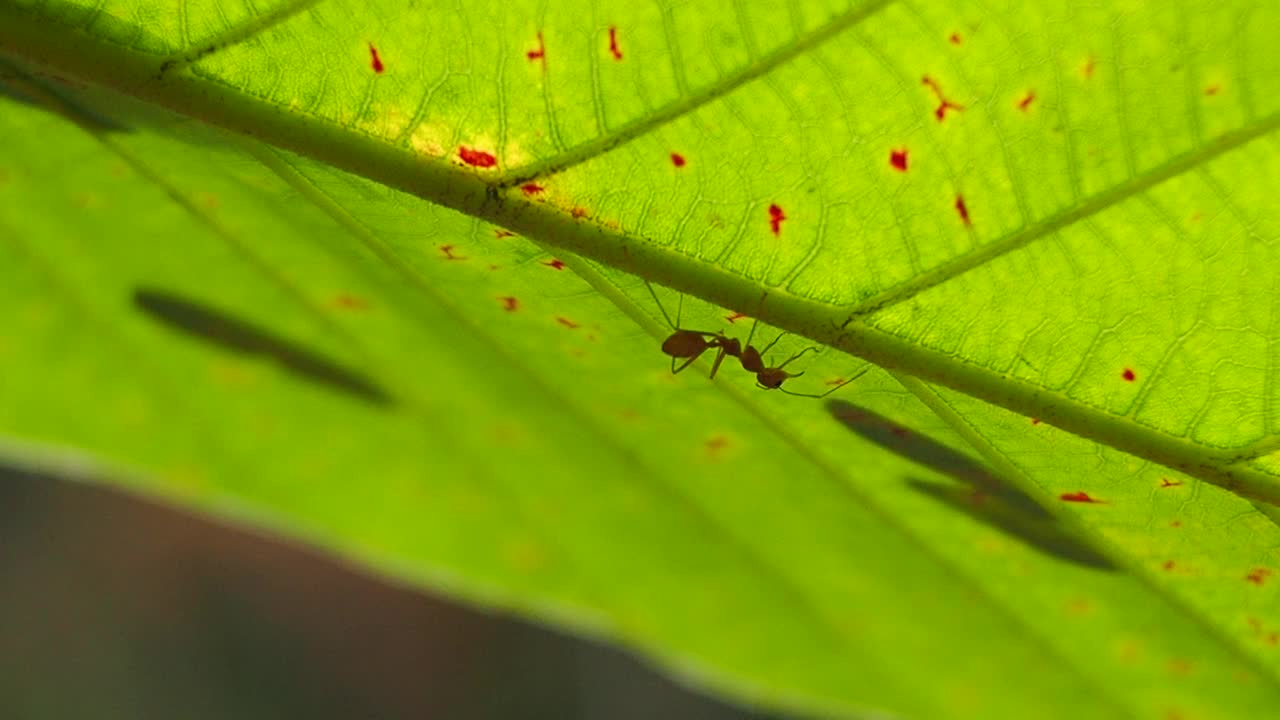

662,330,712,359
757,368,803,389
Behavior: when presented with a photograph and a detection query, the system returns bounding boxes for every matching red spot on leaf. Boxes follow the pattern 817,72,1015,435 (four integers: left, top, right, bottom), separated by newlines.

955,195,971,225
670,152,686,167
368,43,385,74
768,203,786,235
543,258,566,270
1166,659,1193,676
948,32,962,45
1170,520,1183,528
1060,491,1103,504
1122,368,1136,382
334,294,368,310
500,296,519,312
706,435,730,453
608,26,623,60
556,316,580,329
527,32,545,62
570,207,588,219
1160,477,1183,488
1204,84,1220,96
725,311,747,324
1017,90,1036,111
1082,57,1096,79
494,229,515,239
439,244,465,261
890,148,909,172
825,377,847,386
458,146,497,168
922,75,965,121
521,182,545,196
1162,560,1176,571
889,426,909,438
1246,568,1272,585
1031,417,1042,425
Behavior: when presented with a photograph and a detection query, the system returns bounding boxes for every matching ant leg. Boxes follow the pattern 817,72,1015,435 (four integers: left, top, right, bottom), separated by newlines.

673,343,732,378
742,316,760,351
757,329,792,359
671,346,709,375
643,280,678,330
708,342,730,379
741,290,772,347
776,345,819,369
779,366,872,399
645,281,725,337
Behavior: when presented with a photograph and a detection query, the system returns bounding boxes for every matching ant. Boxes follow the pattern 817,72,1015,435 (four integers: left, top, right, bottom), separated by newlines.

644,282,868,398
644,283,740,377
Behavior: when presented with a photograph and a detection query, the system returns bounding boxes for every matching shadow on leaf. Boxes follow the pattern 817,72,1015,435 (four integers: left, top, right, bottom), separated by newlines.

134,288,392,407
0,61,131,133
825,400,1115,572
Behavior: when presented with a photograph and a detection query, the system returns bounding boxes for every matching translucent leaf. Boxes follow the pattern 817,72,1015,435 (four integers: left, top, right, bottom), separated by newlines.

3,1,1280,717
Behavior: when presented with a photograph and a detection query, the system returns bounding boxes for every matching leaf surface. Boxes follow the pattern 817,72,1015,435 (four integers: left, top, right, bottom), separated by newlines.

3,1,1280,717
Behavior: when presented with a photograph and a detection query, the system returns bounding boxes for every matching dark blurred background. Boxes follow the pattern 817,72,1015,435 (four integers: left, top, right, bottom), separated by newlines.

0,464,780,720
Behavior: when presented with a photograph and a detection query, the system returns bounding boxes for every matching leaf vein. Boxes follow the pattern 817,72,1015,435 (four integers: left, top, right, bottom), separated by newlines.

496,0,898,186
844,110,1280,320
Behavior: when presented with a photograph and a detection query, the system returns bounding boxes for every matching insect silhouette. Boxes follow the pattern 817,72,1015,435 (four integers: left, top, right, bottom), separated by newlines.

645,281,740,377
644,282,869,398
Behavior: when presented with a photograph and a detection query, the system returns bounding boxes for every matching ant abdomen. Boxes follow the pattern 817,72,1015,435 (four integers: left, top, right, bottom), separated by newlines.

662,330,713,359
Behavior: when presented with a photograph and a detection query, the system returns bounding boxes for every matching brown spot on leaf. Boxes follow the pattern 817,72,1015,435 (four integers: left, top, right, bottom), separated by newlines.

1060,491,1103,504
334,294,368,310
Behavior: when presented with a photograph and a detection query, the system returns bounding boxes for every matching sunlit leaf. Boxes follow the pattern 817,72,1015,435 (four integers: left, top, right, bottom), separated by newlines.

3,1,1280,717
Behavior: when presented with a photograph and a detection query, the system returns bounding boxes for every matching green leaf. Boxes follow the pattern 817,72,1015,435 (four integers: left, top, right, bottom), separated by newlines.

3,1,1280,718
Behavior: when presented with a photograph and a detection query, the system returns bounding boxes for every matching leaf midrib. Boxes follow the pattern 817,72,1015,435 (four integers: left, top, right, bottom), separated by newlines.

9,0,1280,503
7,3,1280,714
267,159,1137,720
